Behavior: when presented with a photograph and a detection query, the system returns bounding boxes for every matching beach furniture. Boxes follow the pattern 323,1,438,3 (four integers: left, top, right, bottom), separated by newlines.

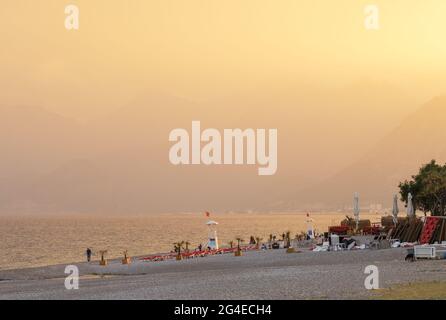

271,242,280,249
286,247,296,253
406,244,446,261
139,245,257,263
413,245,436,259
328,225,349,235
347,241,356,250
370,235,390,250
415,245,436,259
330,234,339,246
331,243,344,251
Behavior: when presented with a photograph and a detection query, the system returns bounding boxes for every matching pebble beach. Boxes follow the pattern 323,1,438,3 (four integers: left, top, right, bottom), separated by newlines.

0,248,444,300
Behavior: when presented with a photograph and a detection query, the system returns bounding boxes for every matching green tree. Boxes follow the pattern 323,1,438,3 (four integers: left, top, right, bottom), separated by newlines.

399,160,446,216
255,236,263,249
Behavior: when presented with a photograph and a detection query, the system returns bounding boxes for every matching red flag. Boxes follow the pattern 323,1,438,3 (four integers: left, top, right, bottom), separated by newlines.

205,211,210,217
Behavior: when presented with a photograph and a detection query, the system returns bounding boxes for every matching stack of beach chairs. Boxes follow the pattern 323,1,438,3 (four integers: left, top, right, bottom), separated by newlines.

391,216,446,244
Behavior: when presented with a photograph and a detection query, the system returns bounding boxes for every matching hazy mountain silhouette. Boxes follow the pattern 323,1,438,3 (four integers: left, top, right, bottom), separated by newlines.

0,86,426,214
286,96,446,210
0,105,89,211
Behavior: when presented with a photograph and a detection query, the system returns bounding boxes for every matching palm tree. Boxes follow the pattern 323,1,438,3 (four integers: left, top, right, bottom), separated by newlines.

236,237,244,250
235,237,244,256
99,250,108,266
122,250,131,264
285,231,291,248
183,241,191,259
286,231,297,253
269,234,273,243
228,240,235,249
174,241,185,260
255,237,263,249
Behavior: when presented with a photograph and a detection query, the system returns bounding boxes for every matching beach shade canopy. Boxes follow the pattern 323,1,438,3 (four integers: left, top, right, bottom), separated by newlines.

206,220,219,225
353,192,360,221
406,193,415,218
353,192,360,230
392,194,399,224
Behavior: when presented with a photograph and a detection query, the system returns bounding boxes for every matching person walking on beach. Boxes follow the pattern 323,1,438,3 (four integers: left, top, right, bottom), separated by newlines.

86,248,92,262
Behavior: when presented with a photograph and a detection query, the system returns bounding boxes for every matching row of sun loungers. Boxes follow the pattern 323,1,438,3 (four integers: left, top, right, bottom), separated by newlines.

140,246,257,262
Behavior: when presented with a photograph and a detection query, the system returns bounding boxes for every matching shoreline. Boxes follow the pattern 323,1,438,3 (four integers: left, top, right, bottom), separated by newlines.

0,211,384,271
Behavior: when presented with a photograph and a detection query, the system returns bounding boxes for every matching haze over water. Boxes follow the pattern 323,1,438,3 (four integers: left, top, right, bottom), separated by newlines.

2,1,446,214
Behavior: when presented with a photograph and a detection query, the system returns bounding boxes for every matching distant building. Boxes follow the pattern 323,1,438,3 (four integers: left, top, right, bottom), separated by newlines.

369,203,383,213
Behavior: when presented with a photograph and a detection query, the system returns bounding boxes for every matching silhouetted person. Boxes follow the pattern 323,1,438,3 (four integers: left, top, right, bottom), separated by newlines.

86,248,92,262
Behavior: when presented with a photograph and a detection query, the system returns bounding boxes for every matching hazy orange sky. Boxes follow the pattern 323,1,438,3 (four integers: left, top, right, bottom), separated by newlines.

1,1,446,213
1,0,446,120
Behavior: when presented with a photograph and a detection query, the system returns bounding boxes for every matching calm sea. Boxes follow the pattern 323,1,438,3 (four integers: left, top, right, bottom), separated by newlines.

0,212,382,270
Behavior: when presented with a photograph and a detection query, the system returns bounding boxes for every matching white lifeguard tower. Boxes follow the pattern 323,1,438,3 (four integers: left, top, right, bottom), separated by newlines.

206,220,219,250
306,213,315,239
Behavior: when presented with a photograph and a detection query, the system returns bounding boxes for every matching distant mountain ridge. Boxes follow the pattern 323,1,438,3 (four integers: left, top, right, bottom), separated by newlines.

284,96,446,210
0,91,436,214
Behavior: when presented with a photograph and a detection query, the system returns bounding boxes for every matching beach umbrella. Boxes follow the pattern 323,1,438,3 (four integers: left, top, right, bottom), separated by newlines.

392,194,399,224
353,192,360,229
406,192,415,218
